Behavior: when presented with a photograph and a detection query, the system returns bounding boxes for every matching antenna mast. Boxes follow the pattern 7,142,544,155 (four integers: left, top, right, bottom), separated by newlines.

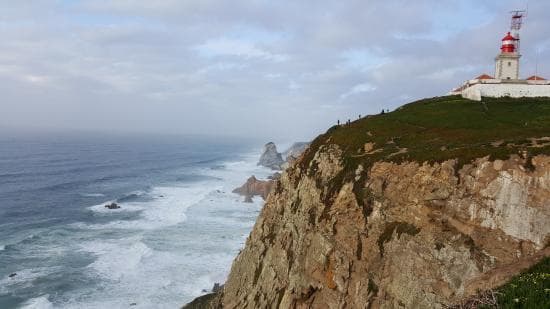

535,47,539,80
509,10,526,52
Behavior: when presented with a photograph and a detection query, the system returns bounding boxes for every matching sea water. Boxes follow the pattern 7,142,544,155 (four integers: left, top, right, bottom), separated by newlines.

0,131,272,308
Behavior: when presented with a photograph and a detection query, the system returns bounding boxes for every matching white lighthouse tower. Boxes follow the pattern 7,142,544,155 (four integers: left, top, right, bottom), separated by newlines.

495,32,520,80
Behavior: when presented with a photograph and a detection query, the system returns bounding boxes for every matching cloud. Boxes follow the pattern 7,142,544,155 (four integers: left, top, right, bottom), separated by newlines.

0,0,549,141
194,37,288,61
340,83,377,100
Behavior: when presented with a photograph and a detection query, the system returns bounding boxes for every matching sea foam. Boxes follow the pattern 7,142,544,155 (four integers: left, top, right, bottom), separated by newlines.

20,295,54,309
84,184,216,230
81,238,152,281
31,151,271,307
0,267,60,294
81,193,105,197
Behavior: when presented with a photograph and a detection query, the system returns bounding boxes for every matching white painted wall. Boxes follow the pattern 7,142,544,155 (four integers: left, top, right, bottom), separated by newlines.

461,84,550,101
495,54,520,80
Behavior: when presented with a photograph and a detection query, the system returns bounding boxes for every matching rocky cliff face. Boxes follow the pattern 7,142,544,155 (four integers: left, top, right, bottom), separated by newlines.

258,142,285,170
284,142,310,161
217,147,550,308
184,96,550,308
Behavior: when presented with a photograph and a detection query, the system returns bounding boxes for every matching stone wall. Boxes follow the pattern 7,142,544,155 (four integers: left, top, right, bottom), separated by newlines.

462,83,550,101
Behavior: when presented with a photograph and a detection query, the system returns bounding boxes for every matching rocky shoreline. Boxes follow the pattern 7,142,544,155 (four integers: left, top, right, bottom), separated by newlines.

182,142,309,307
183,96,550,308
231,142,309,203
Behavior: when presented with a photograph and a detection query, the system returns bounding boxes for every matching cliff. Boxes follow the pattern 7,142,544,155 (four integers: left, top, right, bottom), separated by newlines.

187,96,550,308
284,142,310,161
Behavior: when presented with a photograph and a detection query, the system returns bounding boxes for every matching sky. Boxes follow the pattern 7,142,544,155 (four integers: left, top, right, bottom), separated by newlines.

1,0,549,141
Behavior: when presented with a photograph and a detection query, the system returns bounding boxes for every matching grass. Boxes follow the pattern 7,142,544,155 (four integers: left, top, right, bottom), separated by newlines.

451,257,550,309
298,95,550,207
487,257,550,309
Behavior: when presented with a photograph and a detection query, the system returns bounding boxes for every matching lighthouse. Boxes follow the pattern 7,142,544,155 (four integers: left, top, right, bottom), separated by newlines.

495,32,520,80
448,10,550,101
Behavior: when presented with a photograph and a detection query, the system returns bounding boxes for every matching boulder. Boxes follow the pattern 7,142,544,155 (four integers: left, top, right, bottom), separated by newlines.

104,202,120,209
258,142,284,170
232,176,274,202
212,283,223,293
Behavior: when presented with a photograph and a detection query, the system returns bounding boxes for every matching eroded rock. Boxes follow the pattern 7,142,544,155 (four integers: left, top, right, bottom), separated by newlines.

232,176,275,203
258,142,285,170
216,146,550,308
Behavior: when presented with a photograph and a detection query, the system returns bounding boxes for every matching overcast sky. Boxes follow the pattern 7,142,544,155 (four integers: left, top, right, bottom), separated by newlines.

1,1,549,141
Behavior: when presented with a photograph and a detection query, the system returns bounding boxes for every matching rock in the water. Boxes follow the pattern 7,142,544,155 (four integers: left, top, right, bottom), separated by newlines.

8,273,16,278
212,283,223,293
104,202,120,209
232,176,274,203
258,142,284,170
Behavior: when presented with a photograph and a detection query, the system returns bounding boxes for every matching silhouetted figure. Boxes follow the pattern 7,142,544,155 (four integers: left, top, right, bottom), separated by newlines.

337,119,340,125
381,109,385,115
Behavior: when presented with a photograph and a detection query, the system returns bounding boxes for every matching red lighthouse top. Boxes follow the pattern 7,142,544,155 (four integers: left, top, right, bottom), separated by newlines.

501,32,517,53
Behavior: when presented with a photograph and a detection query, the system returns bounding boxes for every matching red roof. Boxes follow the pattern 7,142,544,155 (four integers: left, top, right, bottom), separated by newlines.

527,75,546,81
502,32,516,41
475,74,494,80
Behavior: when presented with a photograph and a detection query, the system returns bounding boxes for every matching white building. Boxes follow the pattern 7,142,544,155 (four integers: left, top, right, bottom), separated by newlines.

450,15,550,101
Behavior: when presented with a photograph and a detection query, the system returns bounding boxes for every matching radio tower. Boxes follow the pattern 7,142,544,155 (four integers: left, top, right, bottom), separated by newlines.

510,10,526,52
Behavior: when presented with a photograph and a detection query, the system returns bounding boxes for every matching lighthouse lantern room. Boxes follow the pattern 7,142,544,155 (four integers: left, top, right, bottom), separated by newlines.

495,31,520,80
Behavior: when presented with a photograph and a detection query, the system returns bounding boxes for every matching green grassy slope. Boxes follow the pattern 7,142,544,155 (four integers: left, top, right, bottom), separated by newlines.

488,257,550,309
296,95,550,308
453,257,550,309
300,95,550,180
297,95,550,212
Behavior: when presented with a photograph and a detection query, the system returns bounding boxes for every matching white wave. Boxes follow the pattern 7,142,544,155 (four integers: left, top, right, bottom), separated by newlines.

116,190,147,201
81,239,152,281
0,267,59,294
81,184,216,230
201,154,274,191
73,238,239,309
0,245,4,251
20,295,54,309
61,148,270,307
81,193,105,197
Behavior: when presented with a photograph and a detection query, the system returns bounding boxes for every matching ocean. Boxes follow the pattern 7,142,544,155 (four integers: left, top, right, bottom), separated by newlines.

0,131,272,308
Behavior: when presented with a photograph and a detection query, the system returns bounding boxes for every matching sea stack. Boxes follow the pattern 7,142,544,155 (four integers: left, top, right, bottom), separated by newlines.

257,142,284,170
